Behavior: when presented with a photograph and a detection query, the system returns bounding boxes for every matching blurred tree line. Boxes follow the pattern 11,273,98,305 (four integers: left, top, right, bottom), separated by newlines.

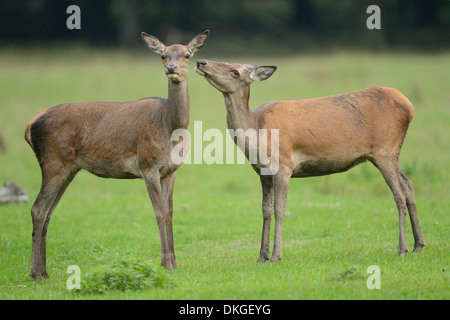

0,0,448,52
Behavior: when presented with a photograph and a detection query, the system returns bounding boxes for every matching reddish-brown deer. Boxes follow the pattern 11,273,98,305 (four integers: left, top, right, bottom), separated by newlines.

24,30,209,280
196,59,425,262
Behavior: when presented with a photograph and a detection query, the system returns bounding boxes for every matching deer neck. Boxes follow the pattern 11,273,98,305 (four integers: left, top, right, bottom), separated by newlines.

223,85,256,131
166,79,190,132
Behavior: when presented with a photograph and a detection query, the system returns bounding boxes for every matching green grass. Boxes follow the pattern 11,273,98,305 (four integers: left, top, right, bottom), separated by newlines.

0,48,448,299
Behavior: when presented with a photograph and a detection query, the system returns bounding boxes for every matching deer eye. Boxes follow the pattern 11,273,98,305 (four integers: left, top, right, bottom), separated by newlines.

184,54,191,59
161,55,166,60
232,70,240,77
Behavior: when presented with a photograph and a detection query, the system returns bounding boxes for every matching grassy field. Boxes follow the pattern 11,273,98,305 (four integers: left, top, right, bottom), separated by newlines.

0,47,448,300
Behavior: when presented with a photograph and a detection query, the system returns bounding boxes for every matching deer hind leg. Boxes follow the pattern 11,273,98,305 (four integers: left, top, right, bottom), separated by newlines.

372,157,409,255
398,169,425,252
30,166,77,281
258,176,274,262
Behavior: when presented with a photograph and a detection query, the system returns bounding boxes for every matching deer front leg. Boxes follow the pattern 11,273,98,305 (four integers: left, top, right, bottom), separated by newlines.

258,177,274,262
270,168,291,262
143,170,175,268
160,172,178,268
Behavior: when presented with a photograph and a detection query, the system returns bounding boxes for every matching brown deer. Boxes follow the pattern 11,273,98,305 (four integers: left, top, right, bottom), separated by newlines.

196,59,425,262
24,30,209,280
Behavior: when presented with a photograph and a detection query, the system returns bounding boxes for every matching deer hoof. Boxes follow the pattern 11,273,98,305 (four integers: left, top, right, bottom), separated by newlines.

161,259,178,269
413,243,425,253
270,256,282,263
29,271,49,281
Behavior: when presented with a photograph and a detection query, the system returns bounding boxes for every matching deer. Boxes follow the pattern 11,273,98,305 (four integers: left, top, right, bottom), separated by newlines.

195,59,425,263
24,30,210,280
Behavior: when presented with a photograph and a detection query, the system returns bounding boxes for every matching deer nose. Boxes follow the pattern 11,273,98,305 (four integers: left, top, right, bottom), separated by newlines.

166,65,177,74
197,60,207,68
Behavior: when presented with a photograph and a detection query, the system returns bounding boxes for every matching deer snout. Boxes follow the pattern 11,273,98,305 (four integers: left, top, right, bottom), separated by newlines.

166,64,177,74
195,59,210,78
197,60,207,68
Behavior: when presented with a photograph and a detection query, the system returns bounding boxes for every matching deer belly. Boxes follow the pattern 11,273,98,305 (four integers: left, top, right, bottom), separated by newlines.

84,156,141,179
291,152,367,178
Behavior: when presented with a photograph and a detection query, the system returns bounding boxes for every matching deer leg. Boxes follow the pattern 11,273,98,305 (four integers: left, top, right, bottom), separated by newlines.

258,176,274,262
398,169,425,252
30,167,76,281
40,170,77,276
373,158,409,255
160,172,177,268
143,170,172,268
30,189,52,280
270,168,291,262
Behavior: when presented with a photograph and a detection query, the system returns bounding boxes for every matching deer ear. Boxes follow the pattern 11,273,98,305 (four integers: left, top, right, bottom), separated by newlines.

249,66,277,81
141,32,166,55
187,30,210,54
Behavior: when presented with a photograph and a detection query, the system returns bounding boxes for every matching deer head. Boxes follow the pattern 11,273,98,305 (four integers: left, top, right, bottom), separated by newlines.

142,30,210,83
196,59,277,93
